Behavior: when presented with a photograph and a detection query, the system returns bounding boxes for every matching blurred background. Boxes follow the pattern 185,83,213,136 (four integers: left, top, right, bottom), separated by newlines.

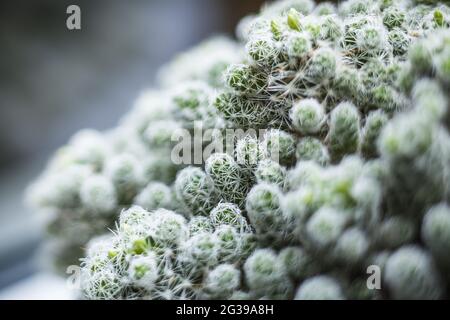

0,0,266,299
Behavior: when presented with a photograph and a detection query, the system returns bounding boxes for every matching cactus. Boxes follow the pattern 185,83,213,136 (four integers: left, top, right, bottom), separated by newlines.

27,0,450,299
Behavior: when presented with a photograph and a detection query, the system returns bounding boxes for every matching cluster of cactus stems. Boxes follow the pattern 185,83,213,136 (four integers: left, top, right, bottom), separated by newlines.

27,0,450,299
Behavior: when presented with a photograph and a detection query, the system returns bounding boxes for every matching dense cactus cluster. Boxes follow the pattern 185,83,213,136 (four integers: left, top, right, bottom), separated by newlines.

27,37,240,271
81,205,256,299
27,0,450,299
377,28,450,298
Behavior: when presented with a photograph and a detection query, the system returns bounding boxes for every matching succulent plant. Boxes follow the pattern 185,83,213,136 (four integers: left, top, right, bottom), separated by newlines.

27,0,450,299
26,38,238,272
